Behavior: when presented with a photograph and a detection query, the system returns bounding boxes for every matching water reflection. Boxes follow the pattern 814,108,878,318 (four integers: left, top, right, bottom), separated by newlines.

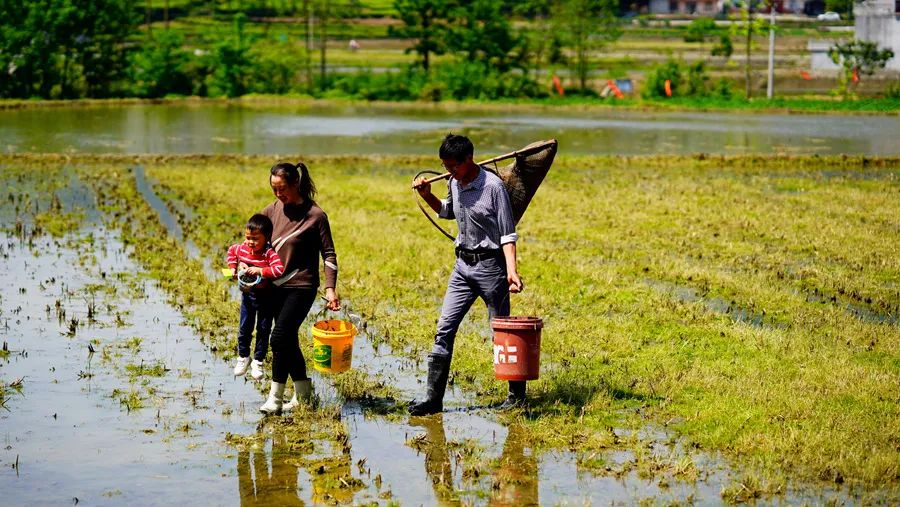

410,416,456,503
410,416,539,506
237,434,304,506
491,424,538,507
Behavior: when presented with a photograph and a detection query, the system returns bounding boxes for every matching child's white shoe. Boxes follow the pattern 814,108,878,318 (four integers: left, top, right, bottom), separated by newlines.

233,357,251,376
250,360,265,380
259,381,285,415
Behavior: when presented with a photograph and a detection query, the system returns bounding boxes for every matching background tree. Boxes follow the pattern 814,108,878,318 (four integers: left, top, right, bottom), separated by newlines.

248,35,308,94
552,0,621,92
711,34,734,59
513,0,555,82
128,31,193,97
74,0,135,97
727,0,767,99
205,14,251,97
684,17,716,43
447,0,526,73
0,0,136,98
390,0,453,72
828,40,894,98
309,0,354,90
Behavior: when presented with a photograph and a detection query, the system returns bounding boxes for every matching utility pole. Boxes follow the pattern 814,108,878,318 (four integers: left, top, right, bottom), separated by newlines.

320,0,327,88
745,1,753,99
766,3,775,99
146,0,153,36
306,0,313,90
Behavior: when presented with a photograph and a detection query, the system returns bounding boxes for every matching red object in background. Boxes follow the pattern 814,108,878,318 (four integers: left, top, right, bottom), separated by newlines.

551,75,564,96
800,71,812,80
852,68,859,83
664,79,672,97
606,80,625,99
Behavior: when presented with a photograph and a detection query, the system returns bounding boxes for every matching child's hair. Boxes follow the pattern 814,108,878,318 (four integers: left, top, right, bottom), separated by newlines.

246,214,274,241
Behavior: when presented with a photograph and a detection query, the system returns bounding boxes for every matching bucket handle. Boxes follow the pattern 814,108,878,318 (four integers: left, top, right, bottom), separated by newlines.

314,295,352,322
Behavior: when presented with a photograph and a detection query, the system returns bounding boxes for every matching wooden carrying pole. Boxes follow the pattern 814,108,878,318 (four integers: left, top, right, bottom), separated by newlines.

411,141,555,189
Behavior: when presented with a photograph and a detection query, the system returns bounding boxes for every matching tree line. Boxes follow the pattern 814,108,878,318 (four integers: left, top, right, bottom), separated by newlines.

0,0,626,100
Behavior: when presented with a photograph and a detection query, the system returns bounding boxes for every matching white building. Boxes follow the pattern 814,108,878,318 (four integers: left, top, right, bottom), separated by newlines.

854,0,900,69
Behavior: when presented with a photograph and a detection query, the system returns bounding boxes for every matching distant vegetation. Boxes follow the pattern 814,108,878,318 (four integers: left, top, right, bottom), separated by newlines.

1,0,897,104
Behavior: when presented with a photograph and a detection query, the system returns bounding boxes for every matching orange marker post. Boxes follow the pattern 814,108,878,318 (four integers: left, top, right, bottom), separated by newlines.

552,75,565,96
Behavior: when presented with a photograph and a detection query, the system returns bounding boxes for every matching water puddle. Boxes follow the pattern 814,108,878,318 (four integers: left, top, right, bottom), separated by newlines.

644,279,773,328
804,287,899,326
132,164,201,260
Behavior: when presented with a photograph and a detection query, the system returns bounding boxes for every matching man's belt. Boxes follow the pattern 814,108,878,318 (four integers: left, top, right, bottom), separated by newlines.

456,248,502,264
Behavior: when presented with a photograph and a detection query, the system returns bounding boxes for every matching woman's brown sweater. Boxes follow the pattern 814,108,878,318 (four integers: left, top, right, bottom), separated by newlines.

262,200,337,289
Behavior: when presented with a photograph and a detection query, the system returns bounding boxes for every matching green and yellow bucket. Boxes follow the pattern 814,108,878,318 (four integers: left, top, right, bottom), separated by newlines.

311,319,357,374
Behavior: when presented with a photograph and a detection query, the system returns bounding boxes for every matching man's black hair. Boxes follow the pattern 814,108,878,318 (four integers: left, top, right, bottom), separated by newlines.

439,134,474,162
246,213,274,241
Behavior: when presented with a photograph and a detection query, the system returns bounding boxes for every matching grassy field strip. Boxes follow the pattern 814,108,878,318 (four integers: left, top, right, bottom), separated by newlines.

3,153,896,500
121,153,900,495
2,96,899,115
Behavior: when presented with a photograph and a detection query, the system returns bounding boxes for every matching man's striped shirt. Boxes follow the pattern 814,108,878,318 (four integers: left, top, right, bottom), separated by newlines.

439,166,518,250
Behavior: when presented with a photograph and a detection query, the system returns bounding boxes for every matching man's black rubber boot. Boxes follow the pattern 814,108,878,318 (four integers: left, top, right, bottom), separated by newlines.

408,353,451,416
498,381,526,410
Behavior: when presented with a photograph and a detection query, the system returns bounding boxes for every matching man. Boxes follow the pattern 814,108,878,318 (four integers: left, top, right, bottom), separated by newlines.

409,134,525,416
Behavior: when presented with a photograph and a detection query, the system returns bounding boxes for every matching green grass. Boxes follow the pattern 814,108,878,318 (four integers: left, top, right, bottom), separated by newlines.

2,153,898,500
125,360,170,378
3,94,899,116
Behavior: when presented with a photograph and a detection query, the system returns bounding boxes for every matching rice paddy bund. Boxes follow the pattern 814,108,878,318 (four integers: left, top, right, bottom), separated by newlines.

2,153,899,503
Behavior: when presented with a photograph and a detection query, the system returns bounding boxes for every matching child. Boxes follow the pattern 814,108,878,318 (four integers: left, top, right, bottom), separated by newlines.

226,214,285,380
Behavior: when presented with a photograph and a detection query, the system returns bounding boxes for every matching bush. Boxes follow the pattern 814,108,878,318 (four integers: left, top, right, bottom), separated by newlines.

128,32,193,98
642,59,714,99
324,67,428,101
711,77,735,99
321,62,545,102
711,34,733,59
247,38,308,94
685,62,709,96
642,60,684,99
204,15,251,97
684,17,717,43
430,61,542,100
885,82,900,99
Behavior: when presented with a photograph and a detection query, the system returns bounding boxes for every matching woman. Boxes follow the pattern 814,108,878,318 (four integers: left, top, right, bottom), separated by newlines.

258,161,340,415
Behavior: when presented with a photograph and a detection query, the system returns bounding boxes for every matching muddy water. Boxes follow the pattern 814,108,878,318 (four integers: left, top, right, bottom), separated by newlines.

0,225,733,505
0,227,264,504
1,170,862,505
3,103,899,156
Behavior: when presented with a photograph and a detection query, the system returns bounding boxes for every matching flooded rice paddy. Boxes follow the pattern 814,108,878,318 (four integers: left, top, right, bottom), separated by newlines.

2,164,872,505
2,102,900,156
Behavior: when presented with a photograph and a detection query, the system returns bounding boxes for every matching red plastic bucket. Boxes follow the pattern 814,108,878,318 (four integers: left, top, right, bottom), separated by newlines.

491,316,542,381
